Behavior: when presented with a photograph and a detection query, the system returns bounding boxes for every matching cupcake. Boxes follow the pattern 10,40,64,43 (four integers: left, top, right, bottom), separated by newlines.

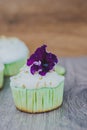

10,45,65,113
55,65,66,75
0,60,4,89
0,36,29,76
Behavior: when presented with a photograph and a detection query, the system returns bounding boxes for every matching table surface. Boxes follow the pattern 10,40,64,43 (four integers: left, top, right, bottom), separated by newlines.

0,57,87,130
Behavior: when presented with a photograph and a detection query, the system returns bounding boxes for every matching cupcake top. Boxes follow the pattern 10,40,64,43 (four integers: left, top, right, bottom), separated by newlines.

10,45,64,89
0,36,29,64
0,59,4,71
10,65,64,89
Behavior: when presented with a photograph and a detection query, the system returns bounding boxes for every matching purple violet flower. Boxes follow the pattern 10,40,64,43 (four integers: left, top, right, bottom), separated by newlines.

27,45,58,76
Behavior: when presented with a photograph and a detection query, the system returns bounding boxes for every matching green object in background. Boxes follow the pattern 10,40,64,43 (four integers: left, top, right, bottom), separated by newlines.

11,81,64,113
4,58,27,76
0,70,4,89
55,65,66,75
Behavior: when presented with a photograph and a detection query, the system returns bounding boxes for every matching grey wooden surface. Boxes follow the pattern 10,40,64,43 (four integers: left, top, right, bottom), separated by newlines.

0,57,87,130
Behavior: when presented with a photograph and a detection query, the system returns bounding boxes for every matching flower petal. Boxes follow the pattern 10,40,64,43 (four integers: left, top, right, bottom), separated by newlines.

39,70,47,76
27,44,58,76
27,54,35,66
35,45,47,60
46,53,58,64
30,65,39,75
48,62,55,70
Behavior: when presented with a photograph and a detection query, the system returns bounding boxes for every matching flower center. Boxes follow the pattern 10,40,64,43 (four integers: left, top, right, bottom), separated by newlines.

43,63,48,67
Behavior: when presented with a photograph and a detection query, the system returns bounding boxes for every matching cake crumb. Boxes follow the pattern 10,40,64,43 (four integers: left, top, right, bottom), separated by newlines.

44,82,46,87
22,84,26,88
25,71,28,73
36,82,39,88
50,82,52,86
39,76,43,80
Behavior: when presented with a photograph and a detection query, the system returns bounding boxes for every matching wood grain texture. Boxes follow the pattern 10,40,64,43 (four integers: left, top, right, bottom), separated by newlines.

0,57,87,130
0,0,87,56
0,22,87,57
0,0,87,23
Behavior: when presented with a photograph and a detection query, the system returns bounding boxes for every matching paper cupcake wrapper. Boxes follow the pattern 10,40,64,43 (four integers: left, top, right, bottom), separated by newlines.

0,70,4,89
4,58,27,76
11,81,64,113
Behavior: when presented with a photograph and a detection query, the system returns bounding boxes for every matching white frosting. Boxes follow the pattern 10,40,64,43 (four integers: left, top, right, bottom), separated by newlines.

10,65,64,89
0,37,29,64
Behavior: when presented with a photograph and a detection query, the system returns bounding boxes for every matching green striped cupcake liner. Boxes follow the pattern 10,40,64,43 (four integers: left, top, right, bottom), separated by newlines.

0,70,4,89
11,81,64,113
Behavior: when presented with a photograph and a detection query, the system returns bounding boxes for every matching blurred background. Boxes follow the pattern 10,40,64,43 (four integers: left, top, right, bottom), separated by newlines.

0,0,87,57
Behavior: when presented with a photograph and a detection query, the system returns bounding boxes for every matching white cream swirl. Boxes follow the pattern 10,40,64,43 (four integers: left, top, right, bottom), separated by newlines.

10,65,64,89
0,37,29,64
